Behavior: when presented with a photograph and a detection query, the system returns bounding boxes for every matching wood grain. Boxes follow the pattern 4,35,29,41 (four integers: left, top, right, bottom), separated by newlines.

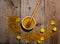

0,0,60,44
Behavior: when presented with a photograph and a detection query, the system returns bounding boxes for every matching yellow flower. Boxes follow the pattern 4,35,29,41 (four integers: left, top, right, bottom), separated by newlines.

16,35,21,40
37,40,42,43
40,36,45,41
52,27,57,32
25,40,29,43
40,28,45,33
51,20,56,25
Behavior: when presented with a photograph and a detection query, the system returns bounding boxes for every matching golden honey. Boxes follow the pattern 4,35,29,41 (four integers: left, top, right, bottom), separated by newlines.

22,16,36,30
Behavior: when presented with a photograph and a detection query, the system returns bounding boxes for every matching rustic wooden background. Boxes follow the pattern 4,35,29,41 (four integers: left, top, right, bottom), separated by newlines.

0,0,60,44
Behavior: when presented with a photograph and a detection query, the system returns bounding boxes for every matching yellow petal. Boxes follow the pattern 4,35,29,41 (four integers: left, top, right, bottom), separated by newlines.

40,28,45,33
52,27,57,32
37,40,42,43
40,36,45,41
16,35,21,40
25,40,29,43
51,20,56,25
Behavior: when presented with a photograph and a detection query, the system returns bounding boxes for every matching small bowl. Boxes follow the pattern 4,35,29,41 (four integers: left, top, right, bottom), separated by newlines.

22,16,36,30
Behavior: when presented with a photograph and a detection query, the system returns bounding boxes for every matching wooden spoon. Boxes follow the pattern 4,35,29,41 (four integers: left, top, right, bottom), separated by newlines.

25,0,41,28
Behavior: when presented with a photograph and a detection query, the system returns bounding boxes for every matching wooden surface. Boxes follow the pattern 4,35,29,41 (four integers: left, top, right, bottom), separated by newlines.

0,0,60,44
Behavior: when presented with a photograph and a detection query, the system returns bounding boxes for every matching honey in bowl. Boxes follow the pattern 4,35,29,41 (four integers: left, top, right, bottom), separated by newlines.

22,16,36,30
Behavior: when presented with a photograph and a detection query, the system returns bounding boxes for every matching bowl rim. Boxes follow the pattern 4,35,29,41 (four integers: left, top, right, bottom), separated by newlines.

22,16,36,30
